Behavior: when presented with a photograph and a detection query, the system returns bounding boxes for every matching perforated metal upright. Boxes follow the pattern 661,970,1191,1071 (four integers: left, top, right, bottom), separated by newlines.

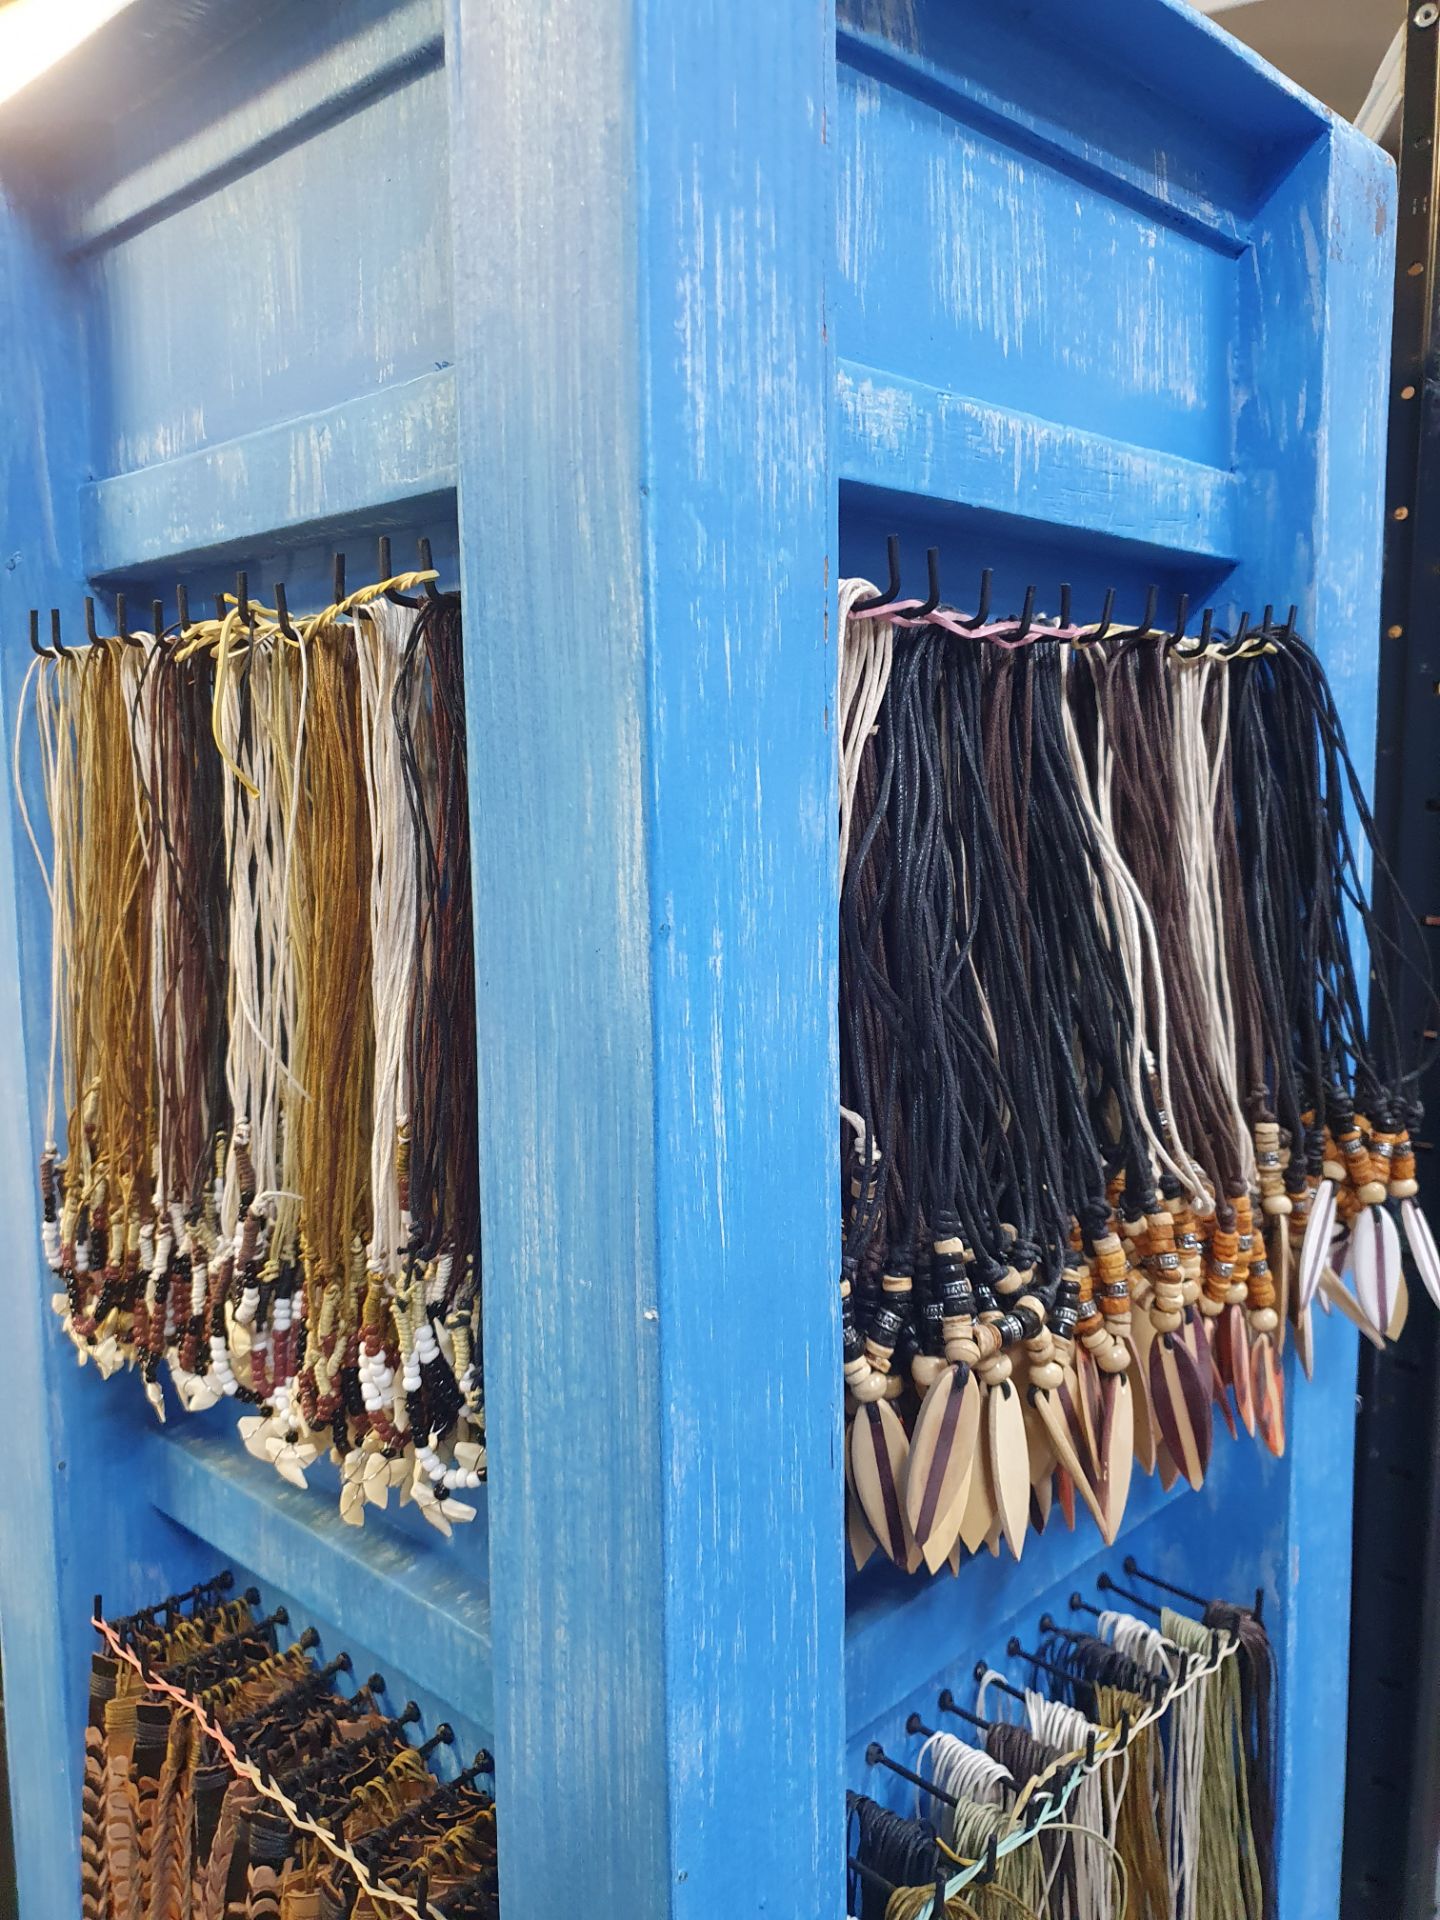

0,3,1394,1917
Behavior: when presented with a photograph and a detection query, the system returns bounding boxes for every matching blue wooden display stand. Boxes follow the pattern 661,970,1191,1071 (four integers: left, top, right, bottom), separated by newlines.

0,2,1392,1915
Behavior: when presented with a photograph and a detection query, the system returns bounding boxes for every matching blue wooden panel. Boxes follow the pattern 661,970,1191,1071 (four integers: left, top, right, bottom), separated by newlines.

448,0,841,1915
83,368,456,575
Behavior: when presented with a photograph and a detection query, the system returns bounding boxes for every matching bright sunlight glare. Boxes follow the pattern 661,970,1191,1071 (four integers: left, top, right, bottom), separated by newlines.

0,0,140,110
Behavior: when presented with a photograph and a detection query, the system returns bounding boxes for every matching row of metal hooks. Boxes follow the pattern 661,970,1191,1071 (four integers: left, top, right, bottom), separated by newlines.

853,1556,1264,1904
853,532,1299,652
97,1577,494,1920
27,534,448,659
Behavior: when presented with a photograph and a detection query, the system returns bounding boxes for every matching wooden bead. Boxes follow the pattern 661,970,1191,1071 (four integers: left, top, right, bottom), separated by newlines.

1029,1359,1064,1391
1150,1307,1184,1332
1356,1182,1388,1207
1390,1178,1420,1200
1248,1307,1279,1334
1095,1341,1129,1375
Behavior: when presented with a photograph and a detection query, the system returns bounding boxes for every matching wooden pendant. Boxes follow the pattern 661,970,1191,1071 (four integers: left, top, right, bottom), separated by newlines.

1293,1301,1315,1380
1093,1369,1134,1544
1030,1384,1107,1538
1217,1304,1254,1437
959,1419,998,1553
1401,1198,1440,1312
1350,1204,1402,1339
845,1468,877,1571
1124,1333,1158,1474
1030,1473,1053,1534
849,1400,912,1566
1057,1362,1098,1487
1148,1332,1211,1489
905,1366,981,1571
1054,1462,1077,1530
1319,1271,1386,1352
1202,1313,1239,1440
1253,1333,1285,1457
1298,1177,1337,1313
1074,1346,1103,1470
1389,1271,1410,1342
987,1381,1032,1559
1156,1437,1180,1491
1270,1219,1292,1353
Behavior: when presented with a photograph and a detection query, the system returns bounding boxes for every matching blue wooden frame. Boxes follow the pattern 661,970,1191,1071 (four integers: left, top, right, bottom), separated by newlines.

0,2,1394,1916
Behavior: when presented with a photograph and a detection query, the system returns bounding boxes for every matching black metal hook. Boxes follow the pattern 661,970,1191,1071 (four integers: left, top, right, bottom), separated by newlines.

909,546,941,621
959,566,994,631
1012,583,1037,642
379,535,422,608
1170,593,1190,645
115,592,128,641
935,1691,991,1734
415,1722,455,1761
274,582,299,642
853,535,901,614
1097,1570,1163,1618
848,1857,896,1901
1007,1638,1078,1693
1058,582,1073,628
975,1832,1000,1886
1087,586,1117,644
51,610,67,658
1122,1555,1207,1612
85,597,101,646
236,571,252,630
29,611,52,660
152,600,165,646
176,585,190,631
968,1664,1027,1705
417,536,442,600
333,553,346,604
865,1740,960,1808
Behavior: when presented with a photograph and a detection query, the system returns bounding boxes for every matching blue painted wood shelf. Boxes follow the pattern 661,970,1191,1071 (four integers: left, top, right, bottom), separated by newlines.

0,1,1395,1915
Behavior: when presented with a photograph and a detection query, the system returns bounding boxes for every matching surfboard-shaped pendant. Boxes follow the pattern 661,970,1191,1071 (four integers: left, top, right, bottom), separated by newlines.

1054,1463,1077,1531
1253,1333,1285,1457
1094,1369,1134,1545
1201,1314,1239,1440
959,1417,997,1553
1156,1437,1180,1491
849,1399,911,1566
905,1366,981,1573
1030,1386,1106,1537
1293,1301,1315,1380
988,1380,1032,1559
1298,1178,1336,1313
1217,1304,1253,1437
1320,1270,1386,1352
1030,1473,1053,1535
1389,1271,1410,1342
1402,1198,1440,1312
1124,1333,1158,1474
1270,1220,1292,1352
1351,1205,1402,1340
1148,1333,1211,1489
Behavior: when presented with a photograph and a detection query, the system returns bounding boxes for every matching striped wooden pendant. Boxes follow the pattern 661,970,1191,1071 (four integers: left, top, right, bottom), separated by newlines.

1148,1332,1211,1489
1350,1204,1402,1340
904,1365,981,1573
848,1399,911,1566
